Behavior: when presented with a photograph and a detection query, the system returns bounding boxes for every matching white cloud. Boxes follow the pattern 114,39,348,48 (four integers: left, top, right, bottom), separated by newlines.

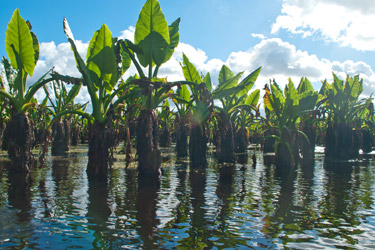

29,40,89,105
225,38,331,91
118,26,135,41
272,0,375,51
251,33,266,40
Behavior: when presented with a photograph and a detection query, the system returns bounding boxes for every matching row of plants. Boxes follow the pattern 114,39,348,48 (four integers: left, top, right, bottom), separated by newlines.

1,0,374,181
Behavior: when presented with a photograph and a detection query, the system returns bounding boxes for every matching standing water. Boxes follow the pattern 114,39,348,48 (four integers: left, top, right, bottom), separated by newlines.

0,145,375,249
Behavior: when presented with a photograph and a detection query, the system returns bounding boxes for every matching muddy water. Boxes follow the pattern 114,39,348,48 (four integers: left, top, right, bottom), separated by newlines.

0,145,375,249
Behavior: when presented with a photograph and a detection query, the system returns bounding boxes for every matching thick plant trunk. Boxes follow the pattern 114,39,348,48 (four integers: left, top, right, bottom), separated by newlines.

51,118,71,155
217,118,235,163
263,128,277,154
136,110,161,176
276,128,293,169
159,122,171,147
299,122,316,163
71,124,81,146
362,128,373,153
125,126,132,167
176,118,188,158
189,123,207,168
8,113,34,173
236,127,249,153
87,121,115,180
38,129,50,167
325,123,359,160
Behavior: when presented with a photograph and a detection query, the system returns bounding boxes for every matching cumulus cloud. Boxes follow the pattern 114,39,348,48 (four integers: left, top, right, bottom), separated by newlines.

271,0,375,51
251,33,266,40
29,40,90,105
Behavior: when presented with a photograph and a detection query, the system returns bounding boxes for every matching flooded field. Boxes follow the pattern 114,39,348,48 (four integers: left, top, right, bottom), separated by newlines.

0,145,375,249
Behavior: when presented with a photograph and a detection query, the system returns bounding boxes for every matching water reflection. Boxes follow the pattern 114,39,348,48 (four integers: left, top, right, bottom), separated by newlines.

136,175,160,249
0,146,375,249
7,168,32,222
177,169,208,248
87,178,112,249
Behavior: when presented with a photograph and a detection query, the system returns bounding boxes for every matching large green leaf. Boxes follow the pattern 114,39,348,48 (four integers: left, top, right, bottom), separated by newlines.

137,32,169,67
245,89,260,106
63,18,99,122
218,65,234,85
135,0,170,67
298,90,318,112
162,18,180,64
203,72,212,91
5,9,35,76
216,65,242,92
270,81,284,117
216,72,243,93
87,24,117,90
297,77,314,94
236,67,261,98
181,53,201,83
283,79,299,122
345,75,362,99
135,0,170,44
179,84,191,102
65,83,82,107
31,32,39,64
119,42,132,76
285,78,298,106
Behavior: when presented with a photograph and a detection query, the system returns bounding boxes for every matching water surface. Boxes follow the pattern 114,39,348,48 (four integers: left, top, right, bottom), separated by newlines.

0,145,375,249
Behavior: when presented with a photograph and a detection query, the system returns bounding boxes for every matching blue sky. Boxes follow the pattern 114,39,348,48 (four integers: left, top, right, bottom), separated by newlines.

1,0,375,104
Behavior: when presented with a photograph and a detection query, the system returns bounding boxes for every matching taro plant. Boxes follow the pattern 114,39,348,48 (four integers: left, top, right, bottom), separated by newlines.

232,95,261,154
43,79,83,155
53,18,132,179
0,57,15,150
262,78,318,168
319,73,372,160
358,101,374,153
70,103,88,146
172,83,192,157
180,53,213,168
28,96,51,166
119,0,181,176
158,100,173,147
0,9,54,172
211,65,261,163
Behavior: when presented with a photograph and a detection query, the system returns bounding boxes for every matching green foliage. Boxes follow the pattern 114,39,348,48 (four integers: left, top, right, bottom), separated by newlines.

212,66,261,112
117,0,181,114
0,9,53,114
179,54,212,124
5,9,36,77
60,18,131,124
262,77,319,162
43,79,87,127
263,77,318,128
128,0,179,78
319,73,370,124
86,24,118,91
